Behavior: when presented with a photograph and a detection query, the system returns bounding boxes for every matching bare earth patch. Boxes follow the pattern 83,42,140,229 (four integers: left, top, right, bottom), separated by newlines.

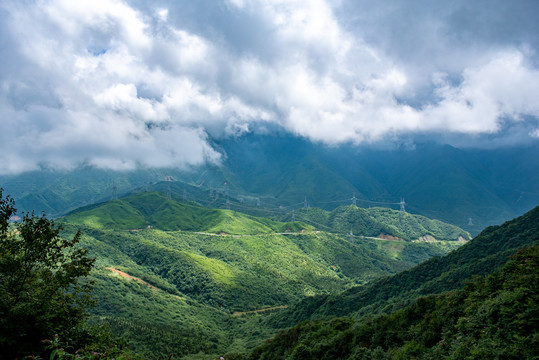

106,267,185,300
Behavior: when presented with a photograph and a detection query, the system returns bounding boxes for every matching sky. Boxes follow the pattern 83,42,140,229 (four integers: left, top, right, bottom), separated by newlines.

1,0,539,174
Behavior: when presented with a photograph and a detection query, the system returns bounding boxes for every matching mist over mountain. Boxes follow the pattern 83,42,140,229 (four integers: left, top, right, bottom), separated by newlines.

2,134,538,236
1,0,539,234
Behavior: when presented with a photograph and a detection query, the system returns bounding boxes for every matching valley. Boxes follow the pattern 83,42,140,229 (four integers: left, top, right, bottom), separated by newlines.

2,2,539,358
54,191,468,358
1,182,537,359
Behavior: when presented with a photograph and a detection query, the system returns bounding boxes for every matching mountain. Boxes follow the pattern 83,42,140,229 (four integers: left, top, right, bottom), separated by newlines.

215,135,539,234
240,245,539,360
64,191,308,234
295,205,470,241
269,204,539,328
65,192,470,241
57,191,467,358
2,135,538,236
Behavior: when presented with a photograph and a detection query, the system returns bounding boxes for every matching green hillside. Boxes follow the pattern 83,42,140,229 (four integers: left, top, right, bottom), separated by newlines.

53,192,468,358
68,224,459,358
296,205,470,241
3,138,538,236
7,187,533,359
270,205,539,329
65,192,310,234
239,245,539,360
66,192,470,242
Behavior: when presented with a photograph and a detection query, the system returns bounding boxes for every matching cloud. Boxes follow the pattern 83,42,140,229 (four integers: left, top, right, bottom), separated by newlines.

0,0,538,174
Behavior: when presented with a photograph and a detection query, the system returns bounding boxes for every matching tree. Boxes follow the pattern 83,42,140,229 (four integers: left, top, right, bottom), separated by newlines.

0,188,95,358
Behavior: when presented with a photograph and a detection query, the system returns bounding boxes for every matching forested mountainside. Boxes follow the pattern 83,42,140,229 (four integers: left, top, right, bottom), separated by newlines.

293,205,469,241
239,245,539,360
57,191,466,358
2,187,537,359
65,192,470,241
266,205,539,330
2,136,538,235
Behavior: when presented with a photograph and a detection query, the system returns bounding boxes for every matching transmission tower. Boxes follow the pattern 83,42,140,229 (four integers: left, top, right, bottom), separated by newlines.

112,184,118,200
304,196,308,208
292,209,295,222
399,198,406,212
349,228,354,242
183,189,187,201
209,185,214,198
351,192,357,206
226,198,230,210
256,198,260,207
468,217,473,226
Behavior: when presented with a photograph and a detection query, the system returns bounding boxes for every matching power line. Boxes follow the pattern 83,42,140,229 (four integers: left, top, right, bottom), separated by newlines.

400,198,406,212
136,178,413,219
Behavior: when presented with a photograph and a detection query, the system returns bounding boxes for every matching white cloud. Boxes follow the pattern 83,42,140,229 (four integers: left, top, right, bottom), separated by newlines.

422,51,539,133
0,0,538,174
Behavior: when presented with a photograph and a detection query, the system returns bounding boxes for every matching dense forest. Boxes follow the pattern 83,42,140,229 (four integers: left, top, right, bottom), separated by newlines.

1,188,537,359
237,245,539,359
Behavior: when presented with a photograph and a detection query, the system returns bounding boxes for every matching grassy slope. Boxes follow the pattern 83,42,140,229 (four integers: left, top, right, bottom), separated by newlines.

296,205,470,241
58,193,466,358
270,205,539,328
73,225,453,358
65,192,311,234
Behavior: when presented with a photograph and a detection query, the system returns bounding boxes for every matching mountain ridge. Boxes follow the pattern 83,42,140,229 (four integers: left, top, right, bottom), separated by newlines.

2,136,538,235
63,191,470,243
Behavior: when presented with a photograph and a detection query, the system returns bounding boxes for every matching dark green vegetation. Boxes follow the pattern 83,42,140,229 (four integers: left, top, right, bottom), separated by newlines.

4,183,537,359
270,204,539,328
2,135,538,235
56,192,467,358
239,245,539,360
0,189,138,359
0,189,93,358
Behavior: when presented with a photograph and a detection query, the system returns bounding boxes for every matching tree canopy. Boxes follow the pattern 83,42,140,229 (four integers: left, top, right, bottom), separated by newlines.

0,189,95,358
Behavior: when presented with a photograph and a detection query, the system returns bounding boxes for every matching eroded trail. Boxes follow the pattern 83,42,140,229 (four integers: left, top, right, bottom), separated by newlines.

106,267,185,300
